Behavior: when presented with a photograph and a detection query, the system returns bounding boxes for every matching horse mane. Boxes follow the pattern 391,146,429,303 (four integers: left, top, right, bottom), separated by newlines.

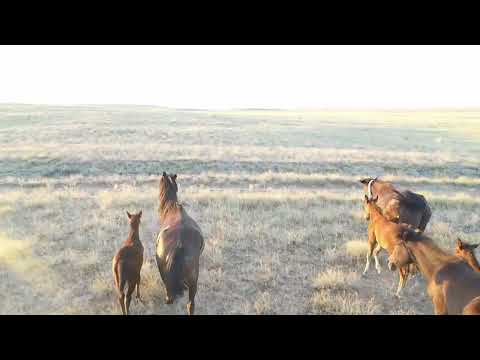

404,233,457,264
159,178,182,217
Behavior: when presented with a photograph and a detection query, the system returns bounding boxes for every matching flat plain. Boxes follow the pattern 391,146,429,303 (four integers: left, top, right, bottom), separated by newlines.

1,104,479,314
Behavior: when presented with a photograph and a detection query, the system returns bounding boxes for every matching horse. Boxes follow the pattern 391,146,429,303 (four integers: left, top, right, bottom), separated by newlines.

387,232,480,315
362,194,419,297
455,238,480,272
155,172,204,315
112,210,144,315
359,177,432,232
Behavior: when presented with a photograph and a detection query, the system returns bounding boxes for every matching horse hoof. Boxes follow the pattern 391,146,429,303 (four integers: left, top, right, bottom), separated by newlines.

165,297,174,305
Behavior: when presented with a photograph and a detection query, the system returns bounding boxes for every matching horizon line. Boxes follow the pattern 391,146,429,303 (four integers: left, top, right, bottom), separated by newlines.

2,102,480,112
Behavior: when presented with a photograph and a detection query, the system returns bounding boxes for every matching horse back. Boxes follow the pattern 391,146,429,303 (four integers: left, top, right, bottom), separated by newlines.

113,245,143,269
374,184,429,228
373,220,414,252
157,211,204,264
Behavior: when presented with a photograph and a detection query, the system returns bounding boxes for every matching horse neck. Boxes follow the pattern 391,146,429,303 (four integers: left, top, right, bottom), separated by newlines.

368,204,386,224
467,255,480,272
126,227,141,245
408,240,455,282
159,193,181,223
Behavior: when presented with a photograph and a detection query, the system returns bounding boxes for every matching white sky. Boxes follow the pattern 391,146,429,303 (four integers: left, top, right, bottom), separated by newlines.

1,45,480,109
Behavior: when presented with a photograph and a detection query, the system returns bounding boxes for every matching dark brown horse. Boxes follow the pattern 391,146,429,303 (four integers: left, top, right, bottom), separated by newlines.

362,195,419,297
112,210,144,315
359,177,432,232
388,232,480,315
455,238,480,272
155,172,204,315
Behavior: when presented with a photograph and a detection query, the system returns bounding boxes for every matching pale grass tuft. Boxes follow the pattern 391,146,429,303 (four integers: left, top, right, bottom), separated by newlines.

345,240,369,258
311,290,379,315
313,269,359,290
253,292,273,314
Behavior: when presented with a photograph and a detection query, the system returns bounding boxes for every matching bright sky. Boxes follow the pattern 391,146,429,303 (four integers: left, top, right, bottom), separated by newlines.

1,45,480,109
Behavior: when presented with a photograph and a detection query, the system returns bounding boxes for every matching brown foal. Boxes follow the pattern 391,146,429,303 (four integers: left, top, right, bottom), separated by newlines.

112,210,144,315
363,195,419,297
455,238,480,272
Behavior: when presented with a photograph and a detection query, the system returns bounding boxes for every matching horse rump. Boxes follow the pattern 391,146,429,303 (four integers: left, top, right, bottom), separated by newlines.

400,190,428,211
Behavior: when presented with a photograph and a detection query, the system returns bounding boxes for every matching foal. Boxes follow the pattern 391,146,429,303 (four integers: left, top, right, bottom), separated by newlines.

112,210,144,315
363,195,418,297
455,238,480,272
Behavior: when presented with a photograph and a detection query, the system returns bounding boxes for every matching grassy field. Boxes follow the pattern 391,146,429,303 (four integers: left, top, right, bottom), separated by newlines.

0,104,479,314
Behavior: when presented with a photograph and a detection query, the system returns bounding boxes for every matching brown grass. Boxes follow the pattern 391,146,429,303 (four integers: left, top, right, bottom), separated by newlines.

1,106,479,314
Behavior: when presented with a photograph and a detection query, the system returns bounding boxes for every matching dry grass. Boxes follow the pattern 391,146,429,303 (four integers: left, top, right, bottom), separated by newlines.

0,106,479,314
345,240,369,259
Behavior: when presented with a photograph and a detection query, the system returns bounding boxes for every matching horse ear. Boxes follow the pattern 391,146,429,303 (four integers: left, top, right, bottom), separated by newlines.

456,238,463,249
138,210,142,217
172,174,177,181
359,178,370,185
162,171,167,177
127,211,132,219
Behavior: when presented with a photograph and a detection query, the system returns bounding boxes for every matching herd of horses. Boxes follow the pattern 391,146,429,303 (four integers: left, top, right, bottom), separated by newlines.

112,173,480,315
360,177,480,315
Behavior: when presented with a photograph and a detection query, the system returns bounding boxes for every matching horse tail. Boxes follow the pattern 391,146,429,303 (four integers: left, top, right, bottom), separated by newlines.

165,232,187,299
418,203,432,232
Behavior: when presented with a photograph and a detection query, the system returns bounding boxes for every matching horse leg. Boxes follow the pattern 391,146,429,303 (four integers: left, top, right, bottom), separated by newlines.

395,267,408,298
136,275,144,304
432,295,447,315
187,282,197,315
118,292,126,315
373,244,382,274
363,239,375,276
184,259,199,315
125,281,135,315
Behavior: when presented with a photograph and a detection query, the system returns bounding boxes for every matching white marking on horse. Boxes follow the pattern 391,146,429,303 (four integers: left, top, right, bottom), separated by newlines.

363,252,371,274
367,179,375,199
373,244,382,273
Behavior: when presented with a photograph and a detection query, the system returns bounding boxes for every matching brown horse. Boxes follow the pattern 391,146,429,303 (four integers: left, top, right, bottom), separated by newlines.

363,194,418,297
112,210,144,315
155,172,204,315
455,238,480,272
387,232,480,315
359,177,432,232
